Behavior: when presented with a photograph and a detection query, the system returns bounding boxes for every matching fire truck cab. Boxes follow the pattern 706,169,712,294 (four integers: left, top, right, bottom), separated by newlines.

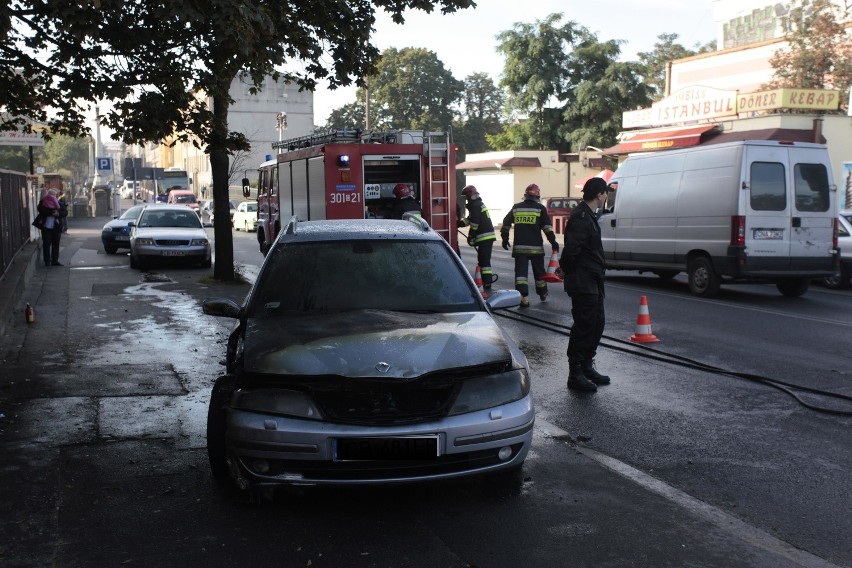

252,129,457,255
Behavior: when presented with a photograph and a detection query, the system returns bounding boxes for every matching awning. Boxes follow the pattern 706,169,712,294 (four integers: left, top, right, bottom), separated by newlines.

456,156,542,170
604,125,718,155
574,169,614,190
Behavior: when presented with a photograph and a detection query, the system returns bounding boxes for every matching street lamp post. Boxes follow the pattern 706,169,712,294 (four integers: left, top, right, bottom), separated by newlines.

276,111,288,142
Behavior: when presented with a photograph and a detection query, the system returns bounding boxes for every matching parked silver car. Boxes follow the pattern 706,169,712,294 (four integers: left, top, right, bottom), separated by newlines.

824,210,852,289
202,217,531,496
128,204,212,269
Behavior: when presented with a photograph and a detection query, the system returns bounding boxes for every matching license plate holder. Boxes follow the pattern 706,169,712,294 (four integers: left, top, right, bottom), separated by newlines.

334,435,440,461
162,250,186,256
115,236,130,241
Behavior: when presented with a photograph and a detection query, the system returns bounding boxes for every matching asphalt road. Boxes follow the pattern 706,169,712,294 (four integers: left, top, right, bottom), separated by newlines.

0,217,849,567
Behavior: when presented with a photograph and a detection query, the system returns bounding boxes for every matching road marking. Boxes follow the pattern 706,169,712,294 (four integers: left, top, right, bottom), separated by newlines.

576,444,843,568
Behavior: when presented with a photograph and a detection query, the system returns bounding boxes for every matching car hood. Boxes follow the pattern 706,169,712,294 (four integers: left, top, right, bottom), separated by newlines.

242,310,513,379
103,219,132,231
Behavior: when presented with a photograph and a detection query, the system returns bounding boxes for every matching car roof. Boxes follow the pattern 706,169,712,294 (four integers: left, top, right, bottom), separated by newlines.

276,218,443,243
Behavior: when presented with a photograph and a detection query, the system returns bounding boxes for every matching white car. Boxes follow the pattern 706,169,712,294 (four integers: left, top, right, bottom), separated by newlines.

232,201,258,232
200,199,237,227
128,204,212,269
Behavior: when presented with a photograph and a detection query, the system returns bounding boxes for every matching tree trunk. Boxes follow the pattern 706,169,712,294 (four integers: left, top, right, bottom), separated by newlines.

211,87,235,281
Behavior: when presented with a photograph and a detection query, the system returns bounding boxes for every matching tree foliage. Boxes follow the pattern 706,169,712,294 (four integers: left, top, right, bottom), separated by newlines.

638,33,715,100
43,136,89,184
765,0,852,96
1,0,475,280
369,47,463,130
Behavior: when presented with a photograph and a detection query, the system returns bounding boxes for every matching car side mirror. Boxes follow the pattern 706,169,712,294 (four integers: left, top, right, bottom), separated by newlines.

242,178,251,198
128,221,136,227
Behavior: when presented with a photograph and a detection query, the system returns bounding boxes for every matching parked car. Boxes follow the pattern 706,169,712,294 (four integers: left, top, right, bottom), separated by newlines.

823,210,852,289
101,204,145,254
167,189,201,216
232,201,259,231
128,204,212,269
202,217,530,496
545,197,580,219
200,199,237,226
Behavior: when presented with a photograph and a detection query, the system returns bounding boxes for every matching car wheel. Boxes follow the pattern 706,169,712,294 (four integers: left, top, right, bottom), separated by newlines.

202,256,212,268
776,278,809,297
129,253,138,269
687,257,721,297
105,245,118,255
822,263,850,290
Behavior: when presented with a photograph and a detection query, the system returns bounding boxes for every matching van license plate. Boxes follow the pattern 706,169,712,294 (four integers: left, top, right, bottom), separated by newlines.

335,435,439,461
753,229,783,240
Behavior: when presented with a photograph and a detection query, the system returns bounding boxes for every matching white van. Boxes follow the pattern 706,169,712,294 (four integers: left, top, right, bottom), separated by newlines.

600,140,838,297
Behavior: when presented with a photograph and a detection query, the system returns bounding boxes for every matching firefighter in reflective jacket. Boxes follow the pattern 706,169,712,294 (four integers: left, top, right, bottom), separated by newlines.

458,185,497,289
391,183,422,219
500,183,560,307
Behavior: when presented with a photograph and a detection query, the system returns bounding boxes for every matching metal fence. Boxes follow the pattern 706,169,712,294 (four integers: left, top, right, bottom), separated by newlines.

0,169,33,279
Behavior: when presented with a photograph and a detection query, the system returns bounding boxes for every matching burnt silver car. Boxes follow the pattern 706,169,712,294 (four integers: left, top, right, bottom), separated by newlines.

202,217,532,496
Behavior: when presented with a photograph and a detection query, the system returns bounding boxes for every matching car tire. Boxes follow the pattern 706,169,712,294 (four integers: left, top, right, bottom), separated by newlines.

105,245,118,255
687,257,721,297
129,253,138,269
777,278,809,297
202,256,212,268
822,263,850,290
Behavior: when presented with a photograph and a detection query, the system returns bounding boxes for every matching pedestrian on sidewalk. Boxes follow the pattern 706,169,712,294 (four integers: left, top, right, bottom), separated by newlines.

560,177,613,392
35,189,65,266
58,189,69,233
499,183,559,307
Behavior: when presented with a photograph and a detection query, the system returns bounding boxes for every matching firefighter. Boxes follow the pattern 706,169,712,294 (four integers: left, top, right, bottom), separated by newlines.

458,185,497,289
560,177,614,392
500,183,560,307
391,183,422,220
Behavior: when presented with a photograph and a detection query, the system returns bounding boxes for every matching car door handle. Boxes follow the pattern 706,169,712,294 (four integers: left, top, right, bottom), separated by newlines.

610,219,616,228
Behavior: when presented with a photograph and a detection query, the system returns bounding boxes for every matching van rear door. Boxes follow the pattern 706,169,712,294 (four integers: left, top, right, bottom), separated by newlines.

789,147,834,268
744,144,793,267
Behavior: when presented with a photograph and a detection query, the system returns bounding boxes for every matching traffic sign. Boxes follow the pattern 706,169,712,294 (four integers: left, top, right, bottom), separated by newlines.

96,157,112,172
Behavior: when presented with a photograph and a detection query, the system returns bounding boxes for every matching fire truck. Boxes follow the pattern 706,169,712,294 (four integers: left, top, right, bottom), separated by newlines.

251,129,457,255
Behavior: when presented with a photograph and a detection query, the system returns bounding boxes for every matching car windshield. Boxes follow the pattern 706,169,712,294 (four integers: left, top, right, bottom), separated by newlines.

120,206,144,220
248,240,479,316
174,195,197,204
139,210,203,228
245,203,258,212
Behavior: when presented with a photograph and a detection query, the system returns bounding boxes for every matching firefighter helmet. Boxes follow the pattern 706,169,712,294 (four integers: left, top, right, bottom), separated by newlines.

524,183,541,198
461,185,479,200
393,183,411,199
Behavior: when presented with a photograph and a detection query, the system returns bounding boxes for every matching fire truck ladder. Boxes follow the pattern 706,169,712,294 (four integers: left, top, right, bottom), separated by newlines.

425,131,452,242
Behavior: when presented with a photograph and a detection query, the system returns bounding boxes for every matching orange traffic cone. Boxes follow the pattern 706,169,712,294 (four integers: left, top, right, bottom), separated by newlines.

543,251,562,283
474,265,487,298
629,295,659,343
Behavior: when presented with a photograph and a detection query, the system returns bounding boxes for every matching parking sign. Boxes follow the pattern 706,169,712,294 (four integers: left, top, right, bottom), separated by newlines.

96,157,112,172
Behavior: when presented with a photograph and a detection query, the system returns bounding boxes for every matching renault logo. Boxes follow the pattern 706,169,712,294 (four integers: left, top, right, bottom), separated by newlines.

375,362,391,373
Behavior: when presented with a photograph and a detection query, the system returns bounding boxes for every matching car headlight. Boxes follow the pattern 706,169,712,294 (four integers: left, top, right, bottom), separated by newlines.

190,239,210,246
448,369,530,416
231,388,322,420
136,237,155,245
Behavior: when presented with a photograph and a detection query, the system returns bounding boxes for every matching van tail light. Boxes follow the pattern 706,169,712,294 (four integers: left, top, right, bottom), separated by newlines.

731,216,745,246
833,218,839,249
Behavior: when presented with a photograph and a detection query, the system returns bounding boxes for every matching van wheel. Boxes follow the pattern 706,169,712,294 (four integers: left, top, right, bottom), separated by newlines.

654,271,678,280
687,257,721,297
776,278,809,297
822,264,850,290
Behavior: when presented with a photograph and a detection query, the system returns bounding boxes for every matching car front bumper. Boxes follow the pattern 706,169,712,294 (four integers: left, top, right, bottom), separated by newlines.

223,395,535,486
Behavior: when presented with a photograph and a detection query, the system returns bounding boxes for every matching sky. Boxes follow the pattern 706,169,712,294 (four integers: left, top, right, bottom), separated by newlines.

313,0,717,124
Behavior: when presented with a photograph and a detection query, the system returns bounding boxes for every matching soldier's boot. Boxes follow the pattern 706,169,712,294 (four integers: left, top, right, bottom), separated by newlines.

582,360,611,385
567,363,597,392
